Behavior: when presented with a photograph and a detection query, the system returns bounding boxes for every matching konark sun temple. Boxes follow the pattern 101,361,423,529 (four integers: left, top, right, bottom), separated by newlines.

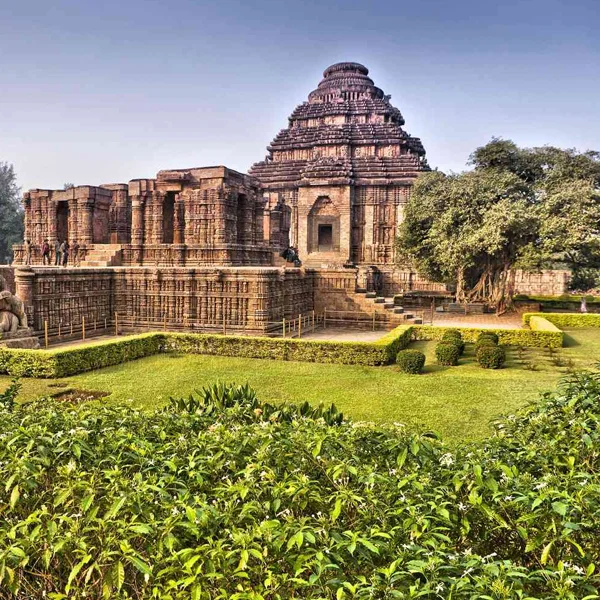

6,62,567,345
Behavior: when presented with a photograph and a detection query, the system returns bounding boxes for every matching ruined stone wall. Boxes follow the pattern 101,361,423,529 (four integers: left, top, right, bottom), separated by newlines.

512,270,571,296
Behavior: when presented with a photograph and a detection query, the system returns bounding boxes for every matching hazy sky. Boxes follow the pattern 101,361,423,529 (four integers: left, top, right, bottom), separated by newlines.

1,0,598,192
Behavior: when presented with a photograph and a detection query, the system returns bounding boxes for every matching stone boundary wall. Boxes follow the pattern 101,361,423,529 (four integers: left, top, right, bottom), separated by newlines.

15,266,315,337
0,266,15,293
512,270,570,296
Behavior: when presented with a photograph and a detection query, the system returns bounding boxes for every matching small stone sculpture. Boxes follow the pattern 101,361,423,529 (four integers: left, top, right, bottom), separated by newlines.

0,276,28,333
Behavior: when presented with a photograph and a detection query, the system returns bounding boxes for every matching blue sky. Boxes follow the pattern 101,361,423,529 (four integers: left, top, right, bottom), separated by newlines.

1,0,598,192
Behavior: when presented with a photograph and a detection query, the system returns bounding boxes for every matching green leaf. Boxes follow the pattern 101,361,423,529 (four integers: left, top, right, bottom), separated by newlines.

551,501,568,516
113,561,125,591
331,498,342,522
9,485,19,509
541,541,554,565
126,555,152,576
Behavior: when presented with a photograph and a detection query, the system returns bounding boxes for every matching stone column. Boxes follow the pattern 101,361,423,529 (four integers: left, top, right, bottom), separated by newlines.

47,200,57,245
174,193,185,244
131,196,144,245
131,195,144,265
152,191,165,244
15,267,35,329
79,199,94,245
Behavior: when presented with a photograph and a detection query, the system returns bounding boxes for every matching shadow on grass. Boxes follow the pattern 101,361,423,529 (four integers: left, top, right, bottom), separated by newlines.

562,333,581,348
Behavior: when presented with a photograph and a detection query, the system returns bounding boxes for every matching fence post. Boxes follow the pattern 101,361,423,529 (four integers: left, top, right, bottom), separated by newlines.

58,320,62,339
164,314,167,332
282,318,286,338
82,316,86,341
44,320,48,349
324,307,327,329
298,313,302,338
223,314,227,335
312,310,315,331
115,312,119,336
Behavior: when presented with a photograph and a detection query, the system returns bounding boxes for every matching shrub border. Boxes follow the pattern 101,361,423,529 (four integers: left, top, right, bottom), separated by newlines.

412,322,563,348
0,326,414,378
522,312,600,329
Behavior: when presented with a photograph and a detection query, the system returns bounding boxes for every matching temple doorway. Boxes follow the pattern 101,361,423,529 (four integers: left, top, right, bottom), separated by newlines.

308,196,340,254
163,193,175,244
56,202,69,243
318,224,333,251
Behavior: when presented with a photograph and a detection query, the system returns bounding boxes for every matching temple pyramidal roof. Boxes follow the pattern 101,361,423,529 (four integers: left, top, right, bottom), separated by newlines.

249,62,429,187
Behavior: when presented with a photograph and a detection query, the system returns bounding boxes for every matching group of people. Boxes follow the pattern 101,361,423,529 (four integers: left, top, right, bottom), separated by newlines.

24,239,81,267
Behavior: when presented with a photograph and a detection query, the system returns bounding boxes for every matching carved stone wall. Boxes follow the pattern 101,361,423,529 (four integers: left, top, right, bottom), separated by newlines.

17,267,315,337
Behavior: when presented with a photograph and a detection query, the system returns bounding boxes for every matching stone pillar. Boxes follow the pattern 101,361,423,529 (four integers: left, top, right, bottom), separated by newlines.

15,267,35,329
131,195,144,265
152,191,165,244
79,200,94,245
47,200,57,245
174,193,185,244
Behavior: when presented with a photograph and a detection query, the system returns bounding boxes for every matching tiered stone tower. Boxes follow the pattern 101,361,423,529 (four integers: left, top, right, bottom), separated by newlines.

250,61,428,271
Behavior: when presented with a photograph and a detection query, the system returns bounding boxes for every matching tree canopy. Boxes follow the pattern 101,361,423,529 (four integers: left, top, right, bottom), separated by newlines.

0,162,23,264
396,139,600,309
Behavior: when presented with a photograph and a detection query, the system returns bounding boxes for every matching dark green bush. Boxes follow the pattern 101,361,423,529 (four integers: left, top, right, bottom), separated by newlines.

435,342,460,366
476,331,499,344
477,344,506,369
441,330,465,355
396,349,426,374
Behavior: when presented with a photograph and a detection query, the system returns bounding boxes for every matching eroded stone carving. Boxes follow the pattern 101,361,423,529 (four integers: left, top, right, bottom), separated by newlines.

0,276,28,333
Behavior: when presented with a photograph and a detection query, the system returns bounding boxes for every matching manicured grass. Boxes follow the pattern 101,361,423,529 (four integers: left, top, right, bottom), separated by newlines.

1,328,598,442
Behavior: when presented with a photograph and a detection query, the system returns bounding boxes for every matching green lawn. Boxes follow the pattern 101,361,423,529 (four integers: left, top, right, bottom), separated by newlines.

1,328,598,442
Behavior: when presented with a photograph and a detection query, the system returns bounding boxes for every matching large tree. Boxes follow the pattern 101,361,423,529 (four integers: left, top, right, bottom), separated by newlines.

396,139,600,309
0,162,23,264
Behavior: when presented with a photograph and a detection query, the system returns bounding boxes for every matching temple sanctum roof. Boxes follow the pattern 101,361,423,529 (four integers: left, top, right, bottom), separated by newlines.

250,62,428,187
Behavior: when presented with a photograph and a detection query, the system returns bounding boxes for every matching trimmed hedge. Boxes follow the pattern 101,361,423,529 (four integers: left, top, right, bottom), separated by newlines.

413,325,562,348
477,332,499,344
0,326,414,378
435,342,460,366
0,334,164,378
476,345,506,369
523,312,600,329
396,349,426,374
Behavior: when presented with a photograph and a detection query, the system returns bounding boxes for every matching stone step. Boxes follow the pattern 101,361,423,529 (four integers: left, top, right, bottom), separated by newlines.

365,292,377,298
373,297,385,304
393,307,404,314
384,302,395,309
355,288,367,294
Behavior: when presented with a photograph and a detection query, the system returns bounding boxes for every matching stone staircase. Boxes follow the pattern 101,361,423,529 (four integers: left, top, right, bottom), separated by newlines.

81,244,123,267
351,288,423,325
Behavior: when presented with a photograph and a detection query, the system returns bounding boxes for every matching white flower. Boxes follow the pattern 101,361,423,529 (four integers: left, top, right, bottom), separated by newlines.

439,453,454,467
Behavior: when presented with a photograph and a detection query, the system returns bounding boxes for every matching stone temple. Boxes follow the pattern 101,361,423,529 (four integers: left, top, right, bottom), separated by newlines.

10,62,565,340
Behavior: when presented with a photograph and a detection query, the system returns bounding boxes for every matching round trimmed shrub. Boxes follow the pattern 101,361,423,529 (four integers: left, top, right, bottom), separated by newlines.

477,331,499,344
477,345,506,369
442,330,465,355
396,349,426,374
435,342,460,366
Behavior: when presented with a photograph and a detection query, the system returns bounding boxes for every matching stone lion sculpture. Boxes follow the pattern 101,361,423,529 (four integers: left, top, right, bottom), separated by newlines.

0,276,28,333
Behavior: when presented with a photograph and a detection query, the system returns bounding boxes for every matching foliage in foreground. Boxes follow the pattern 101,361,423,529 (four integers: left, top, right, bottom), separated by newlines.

1,375,600,599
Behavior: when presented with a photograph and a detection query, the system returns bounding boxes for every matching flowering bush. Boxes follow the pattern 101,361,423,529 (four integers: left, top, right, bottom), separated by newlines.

1,374,600,598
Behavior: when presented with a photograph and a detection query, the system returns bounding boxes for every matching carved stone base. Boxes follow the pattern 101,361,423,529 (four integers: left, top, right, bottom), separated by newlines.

0,326,41,349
